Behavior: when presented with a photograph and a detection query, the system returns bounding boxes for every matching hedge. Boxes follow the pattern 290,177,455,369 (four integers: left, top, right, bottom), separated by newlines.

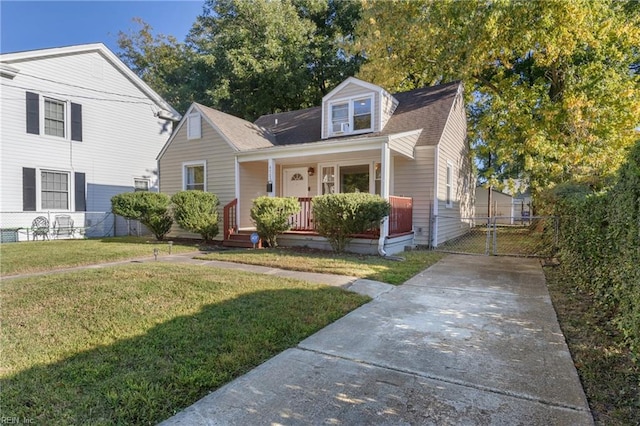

250,196,300,247
312,193,390,253
111,192,173,240
171,191,220,241
553,141,640,360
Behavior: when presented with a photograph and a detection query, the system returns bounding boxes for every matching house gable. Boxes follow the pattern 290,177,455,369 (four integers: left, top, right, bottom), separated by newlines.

321,77,398,140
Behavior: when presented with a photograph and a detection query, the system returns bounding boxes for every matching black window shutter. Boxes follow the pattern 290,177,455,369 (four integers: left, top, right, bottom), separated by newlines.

71,103,83,141
74,172,86,211
23,167,36,211
26,92,39,134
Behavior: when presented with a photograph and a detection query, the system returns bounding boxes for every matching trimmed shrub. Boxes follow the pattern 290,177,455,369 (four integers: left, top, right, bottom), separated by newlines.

250,196,300,247
171,191,219,241
111,192,173,240
312,193,390,253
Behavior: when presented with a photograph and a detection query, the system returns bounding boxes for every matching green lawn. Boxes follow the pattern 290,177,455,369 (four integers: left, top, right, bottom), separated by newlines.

0,237,200,276
196,247,445,285
1,263,369,425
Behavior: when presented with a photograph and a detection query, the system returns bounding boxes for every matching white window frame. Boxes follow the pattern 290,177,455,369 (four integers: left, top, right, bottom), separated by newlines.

42,96,68,139
182,161,206,191
134,178,150,192
39,168,72,211
445,161,453,208
318,159,382,195
328,94,374,137
187,112,201,140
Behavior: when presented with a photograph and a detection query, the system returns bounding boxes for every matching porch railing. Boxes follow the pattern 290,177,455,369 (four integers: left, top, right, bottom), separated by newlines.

289,197,314,231
223,198,238,240
388,196,413,235
287,195,413,236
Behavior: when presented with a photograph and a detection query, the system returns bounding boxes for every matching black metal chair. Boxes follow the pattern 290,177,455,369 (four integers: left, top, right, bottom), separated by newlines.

31,216,50,240
53,215,74,238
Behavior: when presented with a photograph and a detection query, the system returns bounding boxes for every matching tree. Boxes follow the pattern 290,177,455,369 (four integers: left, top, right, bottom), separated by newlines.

171,191,219,241
117,1,364,121
118,18,198,115
354,0,640,196
111,192,173,240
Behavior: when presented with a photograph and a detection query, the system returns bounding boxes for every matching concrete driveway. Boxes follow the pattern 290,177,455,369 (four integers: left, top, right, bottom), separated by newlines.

160,254,593,425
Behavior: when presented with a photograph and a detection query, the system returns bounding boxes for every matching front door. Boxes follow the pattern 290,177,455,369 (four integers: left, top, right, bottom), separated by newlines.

283,167,308,197
283,167,310,230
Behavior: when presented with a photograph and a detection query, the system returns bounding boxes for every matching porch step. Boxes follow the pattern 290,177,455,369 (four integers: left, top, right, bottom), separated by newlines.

223,231,262,249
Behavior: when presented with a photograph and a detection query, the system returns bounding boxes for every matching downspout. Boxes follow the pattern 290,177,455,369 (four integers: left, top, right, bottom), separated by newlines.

378,140,391,256
432,145,440,247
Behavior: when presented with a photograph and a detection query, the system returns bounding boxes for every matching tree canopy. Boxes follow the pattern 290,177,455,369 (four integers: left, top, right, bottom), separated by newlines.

354,0,640,195
118,0,363,119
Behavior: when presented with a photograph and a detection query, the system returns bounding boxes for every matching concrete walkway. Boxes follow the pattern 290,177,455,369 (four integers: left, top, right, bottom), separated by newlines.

159,254,593,425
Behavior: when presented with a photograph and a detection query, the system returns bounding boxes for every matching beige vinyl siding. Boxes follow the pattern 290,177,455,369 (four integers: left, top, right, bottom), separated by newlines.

323,82,381,137
435,94,473,246
380,91,398,131
394,146,435,245
238,162,268,228
159,115,236,239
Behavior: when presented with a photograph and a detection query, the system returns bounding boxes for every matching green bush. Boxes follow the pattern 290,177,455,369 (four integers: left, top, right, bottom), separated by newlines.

171,191,219,241
553,140,640,360
312,193,390,253
111,192,173,240
250,196,300,247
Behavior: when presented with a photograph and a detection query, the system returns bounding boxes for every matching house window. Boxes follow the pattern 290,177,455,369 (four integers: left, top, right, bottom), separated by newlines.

184,162,205,191
340,164,370,193
329,95,374,136
331,103,349,133
44,98,66,138
41,170,69,210
446,162,453,208
134,178,150,192
321,166,335,194
353,98,372,130
187,113,201,139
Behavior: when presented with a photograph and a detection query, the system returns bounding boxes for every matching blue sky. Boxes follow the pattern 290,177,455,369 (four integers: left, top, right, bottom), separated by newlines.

0,1,205,54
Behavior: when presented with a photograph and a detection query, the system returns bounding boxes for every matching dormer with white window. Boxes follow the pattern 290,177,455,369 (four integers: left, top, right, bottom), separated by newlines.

321,77,398,139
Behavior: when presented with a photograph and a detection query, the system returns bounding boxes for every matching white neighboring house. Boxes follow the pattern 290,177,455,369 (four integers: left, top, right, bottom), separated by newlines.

0,43,181,241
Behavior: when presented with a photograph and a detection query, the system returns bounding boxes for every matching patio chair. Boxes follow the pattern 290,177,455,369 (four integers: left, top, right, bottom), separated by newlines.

53,215,74,238
31,216,50,240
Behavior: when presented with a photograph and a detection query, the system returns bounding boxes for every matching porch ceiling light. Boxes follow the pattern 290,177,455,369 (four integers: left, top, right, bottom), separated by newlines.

308,167,315,176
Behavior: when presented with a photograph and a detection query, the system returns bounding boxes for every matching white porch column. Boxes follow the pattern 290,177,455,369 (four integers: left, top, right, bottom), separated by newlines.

378,141,391,256
267,158,276,197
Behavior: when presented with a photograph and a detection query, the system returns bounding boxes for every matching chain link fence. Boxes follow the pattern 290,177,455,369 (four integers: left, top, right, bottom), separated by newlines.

433,216,558,257
0,211,149,242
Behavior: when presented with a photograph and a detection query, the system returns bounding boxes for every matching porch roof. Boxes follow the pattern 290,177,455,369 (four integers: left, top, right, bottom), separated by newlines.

235,130,421,163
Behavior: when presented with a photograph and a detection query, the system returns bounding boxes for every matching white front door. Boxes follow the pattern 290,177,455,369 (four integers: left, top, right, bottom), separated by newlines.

283,167,309,197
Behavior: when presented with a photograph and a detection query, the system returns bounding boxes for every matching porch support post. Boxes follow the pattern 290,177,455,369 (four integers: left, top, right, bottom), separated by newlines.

235,157,240,229
267,158,276,197
378,141,391,256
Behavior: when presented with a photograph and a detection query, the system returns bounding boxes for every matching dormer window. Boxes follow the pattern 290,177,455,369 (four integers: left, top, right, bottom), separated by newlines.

329,95,373,136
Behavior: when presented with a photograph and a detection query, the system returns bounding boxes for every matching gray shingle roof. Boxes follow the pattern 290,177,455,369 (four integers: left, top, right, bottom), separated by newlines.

254,80,462,148
195,103,275,150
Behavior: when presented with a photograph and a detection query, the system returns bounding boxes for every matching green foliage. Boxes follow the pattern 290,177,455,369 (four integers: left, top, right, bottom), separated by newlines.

312,193,390,253
553,141,640,360
355,0,640,195
171,191,220,241
118,0,363,121
250,196,300,248
111,192,173,240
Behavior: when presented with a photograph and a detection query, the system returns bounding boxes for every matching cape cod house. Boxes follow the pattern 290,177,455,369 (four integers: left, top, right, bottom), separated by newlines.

157,77,474,254
0,43,181,241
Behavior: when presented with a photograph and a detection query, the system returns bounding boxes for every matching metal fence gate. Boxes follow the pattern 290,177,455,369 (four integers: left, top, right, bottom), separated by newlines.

433,216,559,257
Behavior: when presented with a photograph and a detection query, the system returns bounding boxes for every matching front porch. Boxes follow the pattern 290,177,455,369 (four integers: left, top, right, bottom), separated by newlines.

223,195,414,255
